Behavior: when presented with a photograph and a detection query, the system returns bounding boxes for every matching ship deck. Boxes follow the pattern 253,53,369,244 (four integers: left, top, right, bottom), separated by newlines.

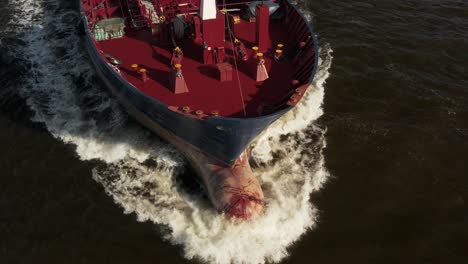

96,19,294,118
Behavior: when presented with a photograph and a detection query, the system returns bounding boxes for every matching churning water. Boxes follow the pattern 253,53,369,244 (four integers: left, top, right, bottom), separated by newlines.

2,0,332,263
5,0,466,263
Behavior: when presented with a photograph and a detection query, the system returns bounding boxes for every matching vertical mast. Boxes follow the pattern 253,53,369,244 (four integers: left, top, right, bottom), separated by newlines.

199,0,225,64
200,0,217,20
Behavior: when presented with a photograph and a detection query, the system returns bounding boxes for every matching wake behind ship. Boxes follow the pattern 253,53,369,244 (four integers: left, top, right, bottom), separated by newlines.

79,0,318,219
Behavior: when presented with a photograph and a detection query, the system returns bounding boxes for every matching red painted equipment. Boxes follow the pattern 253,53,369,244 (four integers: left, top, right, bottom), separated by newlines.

251,46,259,60
182,106,191,113
139,68,149,82
256,4,270,52
80,0,319,221
193,16,203,44
170,47,184,66
216,62,233,82
274,49,283,61
202,10,226,64
130,63,139,71
171,64,189,94
233,38,248,61
256,53,269,82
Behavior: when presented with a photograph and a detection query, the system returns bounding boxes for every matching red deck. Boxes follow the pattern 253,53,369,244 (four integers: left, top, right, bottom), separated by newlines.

97,19,294,118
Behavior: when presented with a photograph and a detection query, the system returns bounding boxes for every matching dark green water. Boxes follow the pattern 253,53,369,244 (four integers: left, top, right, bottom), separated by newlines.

1,0,467,263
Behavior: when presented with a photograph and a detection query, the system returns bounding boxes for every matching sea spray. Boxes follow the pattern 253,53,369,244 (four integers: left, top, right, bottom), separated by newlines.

7,0,333,263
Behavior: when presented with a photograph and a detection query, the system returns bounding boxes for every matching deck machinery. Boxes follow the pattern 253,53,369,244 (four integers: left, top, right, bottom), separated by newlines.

80,0,318,219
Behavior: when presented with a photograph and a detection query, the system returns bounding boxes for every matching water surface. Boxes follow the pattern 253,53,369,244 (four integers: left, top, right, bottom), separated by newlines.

1,0,467,263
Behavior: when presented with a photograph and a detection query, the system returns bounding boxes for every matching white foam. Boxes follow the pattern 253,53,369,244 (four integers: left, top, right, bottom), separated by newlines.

251,45,333,163
10,1,333,263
